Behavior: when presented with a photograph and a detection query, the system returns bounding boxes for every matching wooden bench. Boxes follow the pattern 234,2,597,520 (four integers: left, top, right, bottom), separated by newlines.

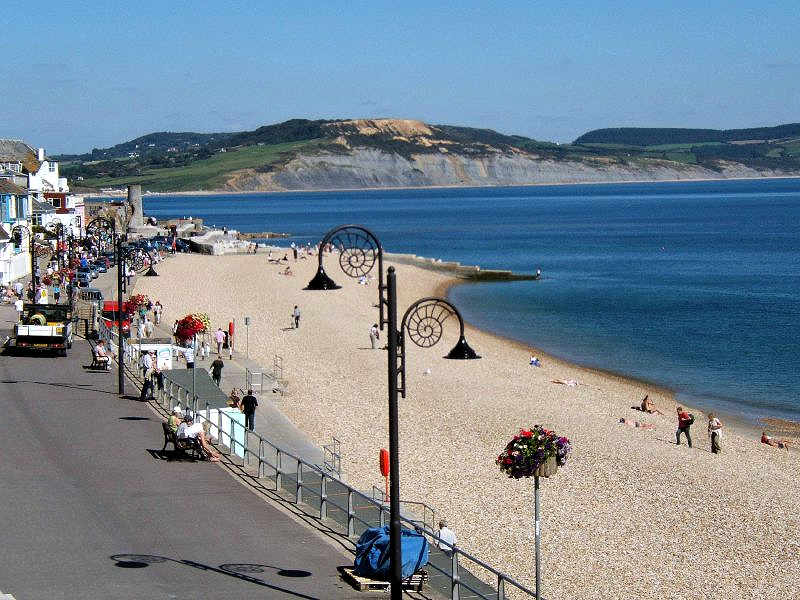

161,422,204,459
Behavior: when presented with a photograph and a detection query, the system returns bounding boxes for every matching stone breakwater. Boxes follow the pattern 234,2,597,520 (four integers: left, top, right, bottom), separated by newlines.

385,252,538,281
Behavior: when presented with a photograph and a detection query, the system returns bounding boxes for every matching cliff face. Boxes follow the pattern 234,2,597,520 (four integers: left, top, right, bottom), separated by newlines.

223,146,796,192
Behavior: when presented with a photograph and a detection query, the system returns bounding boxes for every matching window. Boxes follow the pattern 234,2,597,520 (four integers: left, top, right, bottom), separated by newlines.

48,163,56,172
0,198,8,222
51,198,62,208
31,214,42,226
15,196,26,219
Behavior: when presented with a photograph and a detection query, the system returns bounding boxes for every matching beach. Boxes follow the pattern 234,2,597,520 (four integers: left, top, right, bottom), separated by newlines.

136,252,800,600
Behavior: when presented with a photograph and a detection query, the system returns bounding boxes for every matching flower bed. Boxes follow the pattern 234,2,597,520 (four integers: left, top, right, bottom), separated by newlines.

496,426,572,479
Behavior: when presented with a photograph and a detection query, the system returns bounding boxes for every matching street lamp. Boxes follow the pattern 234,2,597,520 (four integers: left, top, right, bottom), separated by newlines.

306,225,479,599
87,217,128,395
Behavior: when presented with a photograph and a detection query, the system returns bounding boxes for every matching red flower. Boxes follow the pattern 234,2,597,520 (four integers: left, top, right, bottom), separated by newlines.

521,430,533,438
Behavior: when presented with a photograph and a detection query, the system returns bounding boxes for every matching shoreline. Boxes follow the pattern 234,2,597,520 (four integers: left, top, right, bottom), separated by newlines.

84,173,800,198
433,277,773,443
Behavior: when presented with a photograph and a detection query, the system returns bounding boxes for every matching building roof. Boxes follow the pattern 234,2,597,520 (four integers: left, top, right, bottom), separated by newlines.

0,179,27,195
32,199,56,214
0,139,41,173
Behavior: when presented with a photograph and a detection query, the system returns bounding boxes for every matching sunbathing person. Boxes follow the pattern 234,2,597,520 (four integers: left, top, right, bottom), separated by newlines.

761,432,791,450
619,417,656,430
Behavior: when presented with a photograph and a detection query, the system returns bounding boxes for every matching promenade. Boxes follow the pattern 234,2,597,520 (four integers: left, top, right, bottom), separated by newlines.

0,300,370,599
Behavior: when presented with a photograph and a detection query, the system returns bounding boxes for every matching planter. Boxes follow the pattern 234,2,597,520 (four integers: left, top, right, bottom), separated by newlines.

534,455,558,478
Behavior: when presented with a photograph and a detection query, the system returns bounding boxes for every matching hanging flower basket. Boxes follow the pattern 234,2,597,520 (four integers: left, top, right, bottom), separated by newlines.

496,426,572,479
127,294,151,315
175,312,210,342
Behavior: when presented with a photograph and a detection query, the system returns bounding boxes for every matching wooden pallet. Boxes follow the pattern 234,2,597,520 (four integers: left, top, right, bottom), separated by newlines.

339,567,428,592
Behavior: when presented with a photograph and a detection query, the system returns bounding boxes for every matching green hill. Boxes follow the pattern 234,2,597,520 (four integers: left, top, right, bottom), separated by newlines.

575,124,800,146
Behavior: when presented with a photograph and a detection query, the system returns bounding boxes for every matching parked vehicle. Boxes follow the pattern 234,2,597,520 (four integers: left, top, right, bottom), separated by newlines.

13,303,74,356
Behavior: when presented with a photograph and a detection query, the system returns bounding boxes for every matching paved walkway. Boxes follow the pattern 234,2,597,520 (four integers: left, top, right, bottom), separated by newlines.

0,303,367,600
96,264,326,467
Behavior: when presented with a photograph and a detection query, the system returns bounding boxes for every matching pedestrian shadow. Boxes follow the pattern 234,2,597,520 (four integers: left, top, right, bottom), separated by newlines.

280,327,295,332
109,554,317,598
119,416,151,421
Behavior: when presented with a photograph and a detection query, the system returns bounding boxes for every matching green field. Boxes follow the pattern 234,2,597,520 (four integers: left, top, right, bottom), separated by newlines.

80,141,316,191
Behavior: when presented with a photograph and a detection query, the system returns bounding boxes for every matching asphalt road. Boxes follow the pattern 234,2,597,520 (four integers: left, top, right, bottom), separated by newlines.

0,328,362,599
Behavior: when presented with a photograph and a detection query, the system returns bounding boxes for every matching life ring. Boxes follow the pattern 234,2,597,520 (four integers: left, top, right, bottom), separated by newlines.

30,313,46,326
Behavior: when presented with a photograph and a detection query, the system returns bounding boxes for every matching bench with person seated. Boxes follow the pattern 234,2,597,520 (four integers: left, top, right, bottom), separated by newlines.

161,422,204,459
87,346,111,371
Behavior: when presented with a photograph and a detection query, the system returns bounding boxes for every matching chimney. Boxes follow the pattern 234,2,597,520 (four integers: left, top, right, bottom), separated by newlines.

37,148,45,161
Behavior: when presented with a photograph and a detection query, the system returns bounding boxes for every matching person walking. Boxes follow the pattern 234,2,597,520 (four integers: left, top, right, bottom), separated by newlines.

137,318,145,339
172,320,179,343
153,301,162,324
241,389,258,431
708,413,723,454
139,351,155,401
144,316,154,338
183,341,195,369
53,283,61,304
676,406,693,448
369,323,379,349
210,356,225,387
214,327,225,355
292,305,300,329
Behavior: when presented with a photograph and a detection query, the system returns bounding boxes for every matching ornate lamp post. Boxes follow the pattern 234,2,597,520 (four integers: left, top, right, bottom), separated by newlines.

44,221,65,271
307,224,479,599
87,217,130,395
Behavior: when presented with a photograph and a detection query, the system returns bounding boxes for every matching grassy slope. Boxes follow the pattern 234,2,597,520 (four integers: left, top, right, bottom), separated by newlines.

80,141,315,191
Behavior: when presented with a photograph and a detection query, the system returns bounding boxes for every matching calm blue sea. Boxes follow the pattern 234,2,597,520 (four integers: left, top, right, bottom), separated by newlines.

138,179,800,422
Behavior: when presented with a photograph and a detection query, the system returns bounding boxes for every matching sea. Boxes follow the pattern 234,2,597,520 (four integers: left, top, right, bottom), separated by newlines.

136,179,800,423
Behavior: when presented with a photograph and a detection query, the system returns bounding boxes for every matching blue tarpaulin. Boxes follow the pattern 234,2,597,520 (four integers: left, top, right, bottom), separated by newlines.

353,526,429,580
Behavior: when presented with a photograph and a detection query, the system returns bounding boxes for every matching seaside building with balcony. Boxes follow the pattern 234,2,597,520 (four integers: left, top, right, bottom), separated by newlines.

0,179,33,285
0,138,84,238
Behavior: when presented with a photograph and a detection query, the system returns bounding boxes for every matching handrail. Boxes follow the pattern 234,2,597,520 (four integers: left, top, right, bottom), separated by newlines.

104,318,538,599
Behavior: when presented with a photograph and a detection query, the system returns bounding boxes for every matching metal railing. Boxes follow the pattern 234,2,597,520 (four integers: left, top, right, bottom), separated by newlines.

245,367,263,393
323,437,341,476
105,320,538,600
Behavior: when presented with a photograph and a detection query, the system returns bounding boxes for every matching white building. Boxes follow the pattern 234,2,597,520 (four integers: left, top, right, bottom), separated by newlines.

0,179,33,285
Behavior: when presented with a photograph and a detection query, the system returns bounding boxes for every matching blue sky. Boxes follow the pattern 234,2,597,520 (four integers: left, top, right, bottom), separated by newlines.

2,0,798,154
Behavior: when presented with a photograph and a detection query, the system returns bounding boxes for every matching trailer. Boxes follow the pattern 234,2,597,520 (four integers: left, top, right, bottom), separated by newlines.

13,304,74,356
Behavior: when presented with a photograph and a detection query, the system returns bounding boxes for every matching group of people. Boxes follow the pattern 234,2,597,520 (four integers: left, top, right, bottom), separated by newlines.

624,395,793,454
167,407,221,462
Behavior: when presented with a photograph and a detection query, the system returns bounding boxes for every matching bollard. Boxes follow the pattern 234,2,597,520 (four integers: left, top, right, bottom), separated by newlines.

295,461,303,504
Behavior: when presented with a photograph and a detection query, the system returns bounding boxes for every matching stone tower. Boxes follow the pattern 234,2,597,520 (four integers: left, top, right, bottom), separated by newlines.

127,184,143,229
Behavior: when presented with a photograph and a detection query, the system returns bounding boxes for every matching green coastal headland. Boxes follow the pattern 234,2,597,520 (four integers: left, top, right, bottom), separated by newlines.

60,118,800,193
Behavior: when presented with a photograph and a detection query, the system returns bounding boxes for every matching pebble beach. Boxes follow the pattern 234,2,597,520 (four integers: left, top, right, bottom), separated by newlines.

136,252,800,600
